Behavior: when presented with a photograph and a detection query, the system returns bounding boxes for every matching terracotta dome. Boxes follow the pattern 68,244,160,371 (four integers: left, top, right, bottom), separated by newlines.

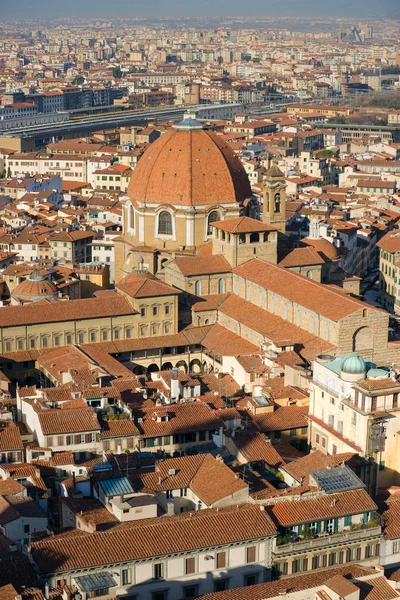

128,114,252,207
12,269,58,302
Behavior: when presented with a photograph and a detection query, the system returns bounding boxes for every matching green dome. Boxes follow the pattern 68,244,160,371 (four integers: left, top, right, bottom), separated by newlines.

341,354,367,375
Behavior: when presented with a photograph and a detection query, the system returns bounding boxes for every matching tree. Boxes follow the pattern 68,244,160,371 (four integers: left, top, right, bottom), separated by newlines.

112,66,122,79
71,75,85,85
7,167,11,178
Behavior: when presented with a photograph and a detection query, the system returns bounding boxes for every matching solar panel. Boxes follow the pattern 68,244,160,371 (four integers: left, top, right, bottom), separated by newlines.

99,476,135,497
75,573,117,592
254,395,271,407
309,465,365,494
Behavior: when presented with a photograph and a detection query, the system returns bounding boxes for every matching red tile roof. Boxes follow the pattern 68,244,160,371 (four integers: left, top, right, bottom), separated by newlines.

38,408,100,435
212,216,277,233
231,432,284,468
201,323,259,356
116,273,179,298
135,453,247,505
278,246,325,267
31,503,275,573
135,400,221,438
282,450,366,484
0,296,134,328
197,565,375,600
252,405,308,433
173,253,231,276
379,494,400,540
233,259,371,321
219,294,332,351
0,424,23,452
99,419,139,439
267,488,377,526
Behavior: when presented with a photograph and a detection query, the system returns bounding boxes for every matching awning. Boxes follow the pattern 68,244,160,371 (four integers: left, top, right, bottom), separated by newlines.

74,572,117,592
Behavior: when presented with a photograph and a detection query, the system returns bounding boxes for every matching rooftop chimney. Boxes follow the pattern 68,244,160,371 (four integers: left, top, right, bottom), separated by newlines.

170,367,180,403
167,498,175,516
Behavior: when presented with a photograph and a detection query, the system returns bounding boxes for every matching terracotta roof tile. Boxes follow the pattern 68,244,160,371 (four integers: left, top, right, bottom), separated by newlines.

212,217,277,233
0,423,23,452
135,401,221,438
201,323,259,356
219,294,333,352
278,246,325,268
252,405,308,433
31,503,275,573
173,253,231,276
136,453,247,505
99,419,139,439
231,432,284,468
0,296,134,327
197,565,375,600
128,127,252,207
116,273,179,298
268,488,377,527
233,259,371,322
282,450,367,485
354,576,400,600
38,408,100,435
379,494,400,540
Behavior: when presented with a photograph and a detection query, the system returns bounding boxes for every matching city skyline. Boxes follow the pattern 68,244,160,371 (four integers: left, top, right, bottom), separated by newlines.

2,0,397,20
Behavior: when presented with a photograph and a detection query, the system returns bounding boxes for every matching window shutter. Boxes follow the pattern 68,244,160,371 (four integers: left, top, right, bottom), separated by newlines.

334,518,339,534
185,557,195,574
85,433,91,443
217,552,226,569
246,546,256,563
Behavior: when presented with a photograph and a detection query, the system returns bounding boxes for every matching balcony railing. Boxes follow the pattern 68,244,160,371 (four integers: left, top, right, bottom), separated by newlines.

274,525,381,556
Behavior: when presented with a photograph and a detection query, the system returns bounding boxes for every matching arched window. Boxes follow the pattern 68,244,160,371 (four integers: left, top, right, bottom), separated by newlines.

207,211,220,235
274,193,281,214
195,281,201,296
306,270,312,279
129,205,134,229
218,279,225,294
158,211,172,235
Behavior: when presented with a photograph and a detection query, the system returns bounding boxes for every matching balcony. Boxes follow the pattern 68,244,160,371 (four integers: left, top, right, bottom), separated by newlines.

274,525,381,556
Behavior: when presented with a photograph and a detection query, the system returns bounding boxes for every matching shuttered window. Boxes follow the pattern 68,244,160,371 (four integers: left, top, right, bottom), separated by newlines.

216,552,226,569
185,557,195,575
246,546,256,563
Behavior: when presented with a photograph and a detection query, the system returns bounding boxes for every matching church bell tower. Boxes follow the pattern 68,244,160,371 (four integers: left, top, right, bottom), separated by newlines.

262,161,287,234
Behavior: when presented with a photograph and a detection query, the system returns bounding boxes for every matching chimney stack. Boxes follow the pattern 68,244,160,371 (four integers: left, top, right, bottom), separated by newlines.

167,498,175,516
170,367,180,403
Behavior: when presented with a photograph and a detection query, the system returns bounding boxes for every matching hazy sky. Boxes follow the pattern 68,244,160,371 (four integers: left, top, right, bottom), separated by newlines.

2,0,398,20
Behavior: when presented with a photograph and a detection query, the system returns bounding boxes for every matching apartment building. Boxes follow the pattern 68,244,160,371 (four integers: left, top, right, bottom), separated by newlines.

309,353,400,490
30,504,276,599
49,230,95,263
377,228,400,313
